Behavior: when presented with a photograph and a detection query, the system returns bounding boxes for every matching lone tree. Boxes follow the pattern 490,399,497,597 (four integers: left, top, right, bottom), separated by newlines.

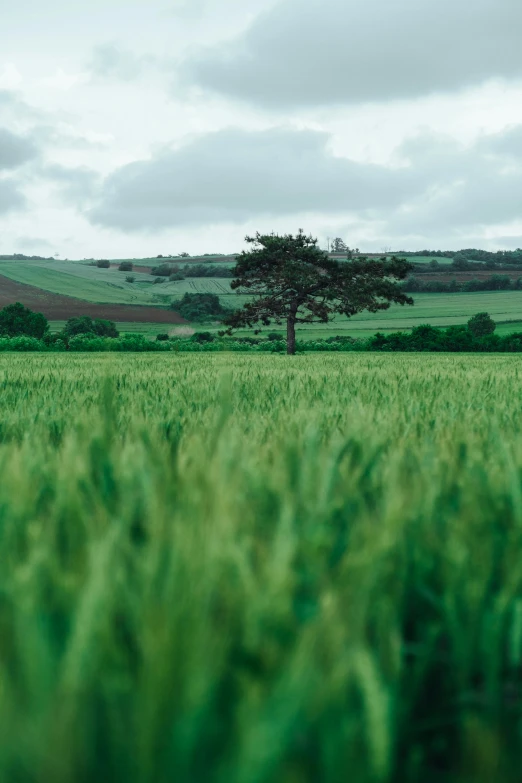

223,231,413,354
331,237,348,253
467,312,496,338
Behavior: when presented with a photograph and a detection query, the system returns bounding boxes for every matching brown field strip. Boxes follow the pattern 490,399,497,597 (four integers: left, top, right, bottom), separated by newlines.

0,274,186,323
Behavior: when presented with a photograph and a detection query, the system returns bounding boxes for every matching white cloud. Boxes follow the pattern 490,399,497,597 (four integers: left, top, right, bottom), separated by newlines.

88,44,155,82
40,69,90,91
0,64,23,90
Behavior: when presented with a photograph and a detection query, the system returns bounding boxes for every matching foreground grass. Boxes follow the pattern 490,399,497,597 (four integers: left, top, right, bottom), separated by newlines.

1,353,522,782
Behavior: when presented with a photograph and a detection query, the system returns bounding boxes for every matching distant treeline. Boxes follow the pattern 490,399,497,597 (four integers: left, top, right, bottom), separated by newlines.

150,263,233,279
365,324,522,353
402,274,522,293
399,250,454,258
0,254,54,261
401,248,522,266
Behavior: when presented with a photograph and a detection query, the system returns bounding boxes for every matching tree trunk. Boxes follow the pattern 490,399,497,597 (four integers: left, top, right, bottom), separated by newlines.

286,316,296,355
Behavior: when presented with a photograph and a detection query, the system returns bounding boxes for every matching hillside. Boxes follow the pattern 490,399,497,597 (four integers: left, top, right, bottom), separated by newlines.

2,255,522,336
0,275,186,325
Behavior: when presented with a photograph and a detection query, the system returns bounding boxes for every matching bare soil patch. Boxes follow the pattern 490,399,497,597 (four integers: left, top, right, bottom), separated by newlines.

0,275,186,323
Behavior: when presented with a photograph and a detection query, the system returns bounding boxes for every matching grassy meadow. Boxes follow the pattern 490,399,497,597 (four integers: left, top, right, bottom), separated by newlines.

1,352,522,782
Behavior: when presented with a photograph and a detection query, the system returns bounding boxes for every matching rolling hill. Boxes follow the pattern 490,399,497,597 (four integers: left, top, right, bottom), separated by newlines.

1,255,522,337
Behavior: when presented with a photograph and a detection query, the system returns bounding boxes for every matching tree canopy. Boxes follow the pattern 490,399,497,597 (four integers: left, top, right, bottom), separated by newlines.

63,316,119,338
170,292,230,322
467,312,496,338
223,231,413,354
0,302,49,338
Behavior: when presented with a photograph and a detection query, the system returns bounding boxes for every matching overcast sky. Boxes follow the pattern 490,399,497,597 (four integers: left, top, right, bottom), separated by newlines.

1,0,522,257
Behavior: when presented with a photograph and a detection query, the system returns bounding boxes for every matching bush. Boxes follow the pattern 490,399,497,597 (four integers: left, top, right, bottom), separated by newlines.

68,335,109,352
119,261,133,272
191,331,215,343
0,302,49,338
169,272,185,282
365,317,504,352
267,332,283,341
403,274,517,294
452,252,470,270
154,277,165,284
96,259,111,269
156,334,169,341
63,316,119,339
0,336,47,351
151,264,171,277
468,311,496,337
170,293,230,322
181,264,233,279
126,275,136,283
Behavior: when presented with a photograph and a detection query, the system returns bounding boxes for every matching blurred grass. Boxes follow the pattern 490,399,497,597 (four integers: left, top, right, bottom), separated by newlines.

0,353,522,782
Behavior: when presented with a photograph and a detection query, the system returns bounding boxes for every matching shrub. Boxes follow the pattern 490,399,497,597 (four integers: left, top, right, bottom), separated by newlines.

154,277,165,284
267,332,283,341
468,312,496,337
191,331,215,343
0,302,49,338
181,264,233,279
119,261,133,272
156,334,169,342
169,272,185,282
170,293,230,322
126,275,136,283
151,264,171,277
68,335,109,352
0,336,47,351
96,259,111,268
63,316,119,338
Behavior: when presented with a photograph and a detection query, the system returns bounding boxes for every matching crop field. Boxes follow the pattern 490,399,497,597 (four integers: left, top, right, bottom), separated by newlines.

3,258,522,337
0,275,185,326
48,321,185,336
0,261,158,306
1,352,522,782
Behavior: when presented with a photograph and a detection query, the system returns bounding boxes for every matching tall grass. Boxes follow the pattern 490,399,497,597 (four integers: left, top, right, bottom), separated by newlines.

0,353,522,782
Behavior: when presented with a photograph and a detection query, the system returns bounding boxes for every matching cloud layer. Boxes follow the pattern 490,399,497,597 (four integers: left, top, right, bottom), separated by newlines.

89,127,423,230
87,123,522,243
2,0,522,254
0,180,26,215
0,128,38,170
185,0,522,107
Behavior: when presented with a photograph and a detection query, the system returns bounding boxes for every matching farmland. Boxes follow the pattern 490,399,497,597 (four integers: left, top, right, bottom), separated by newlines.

1,352,522,782
0,260,162,306
0,274,185,326
2,256,522,337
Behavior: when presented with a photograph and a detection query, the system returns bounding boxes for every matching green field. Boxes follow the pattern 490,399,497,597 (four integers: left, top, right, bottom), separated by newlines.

0,352,521,782
48,321,179,336
3,257,522,337
0,260,160,305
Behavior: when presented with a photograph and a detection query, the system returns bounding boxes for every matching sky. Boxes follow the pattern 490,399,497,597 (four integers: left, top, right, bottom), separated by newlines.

1,0,522,258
